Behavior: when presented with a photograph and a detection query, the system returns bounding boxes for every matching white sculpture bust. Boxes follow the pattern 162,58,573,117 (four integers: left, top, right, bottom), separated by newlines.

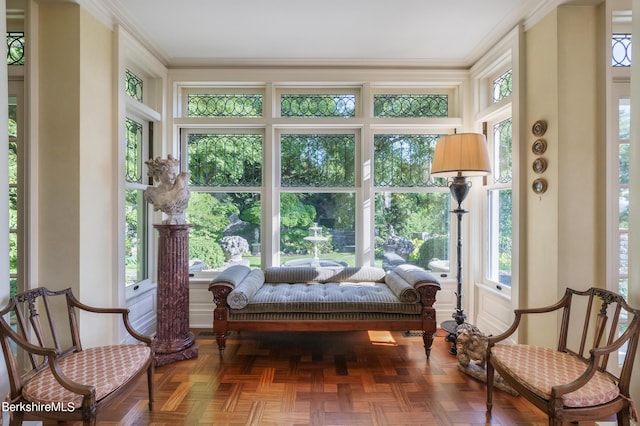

144,155,191,225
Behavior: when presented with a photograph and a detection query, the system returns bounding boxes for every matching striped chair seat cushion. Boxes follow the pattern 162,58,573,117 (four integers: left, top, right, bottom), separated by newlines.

22,345,151,407
234,282,422,314
491,344,619,407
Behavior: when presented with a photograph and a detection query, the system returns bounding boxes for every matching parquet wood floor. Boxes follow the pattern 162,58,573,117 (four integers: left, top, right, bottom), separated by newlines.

33,329,609,425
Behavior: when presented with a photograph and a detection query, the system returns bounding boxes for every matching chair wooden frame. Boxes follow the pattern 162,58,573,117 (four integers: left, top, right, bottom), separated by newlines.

0,287,154,426
486,287,640,426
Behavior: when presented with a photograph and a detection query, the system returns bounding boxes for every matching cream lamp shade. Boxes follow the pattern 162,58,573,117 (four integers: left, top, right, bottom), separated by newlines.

431,133,492,177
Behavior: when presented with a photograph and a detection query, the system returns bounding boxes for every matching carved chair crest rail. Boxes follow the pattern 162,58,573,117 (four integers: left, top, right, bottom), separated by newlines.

0,287,154,426
486,287,640,426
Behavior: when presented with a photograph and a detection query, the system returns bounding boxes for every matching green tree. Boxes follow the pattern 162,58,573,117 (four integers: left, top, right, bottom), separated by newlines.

186,192,238,268
280,193,317,254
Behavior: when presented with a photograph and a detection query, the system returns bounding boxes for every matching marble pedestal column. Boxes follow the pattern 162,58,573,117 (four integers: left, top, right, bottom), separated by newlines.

152,224,198,366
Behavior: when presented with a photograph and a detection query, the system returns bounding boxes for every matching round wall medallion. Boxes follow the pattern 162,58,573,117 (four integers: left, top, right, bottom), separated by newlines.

532,157,547,174
532,178,548,194
532,120,548,137
532,138,547,155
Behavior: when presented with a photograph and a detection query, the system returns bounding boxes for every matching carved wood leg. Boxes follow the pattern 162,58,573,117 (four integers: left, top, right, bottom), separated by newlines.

215,332,227,358
147,363,155,410
486,357,494,413
422,331,434,359
9,410,24,426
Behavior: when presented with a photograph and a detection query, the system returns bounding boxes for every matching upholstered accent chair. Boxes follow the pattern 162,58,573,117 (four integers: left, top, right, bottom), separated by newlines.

0,287,154,426
486,287,640,426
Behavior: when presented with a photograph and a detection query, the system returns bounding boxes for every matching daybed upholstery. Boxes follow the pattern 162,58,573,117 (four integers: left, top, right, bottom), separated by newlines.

208,264,440,358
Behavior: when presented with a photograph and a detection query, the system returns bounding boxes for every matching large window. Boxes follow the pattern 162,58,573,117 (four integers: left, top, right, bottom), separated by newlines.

485,118,513,287
483,69,514,291
181,128,263,271
8,93,18,296
123,68,153,288
176,83,456,271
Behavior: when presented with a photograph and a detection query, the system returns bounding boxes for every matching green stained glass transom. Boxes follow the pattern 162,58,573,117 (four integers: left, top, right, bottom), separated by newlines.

493,70,512,103
374,134,446,187
188,134,263,186
493,118,512,184
7,32,24,65
125,118,143,183
125,69,143,102
373,94,448,118
281,134,355,187
187,94,263,118
281,94,356,118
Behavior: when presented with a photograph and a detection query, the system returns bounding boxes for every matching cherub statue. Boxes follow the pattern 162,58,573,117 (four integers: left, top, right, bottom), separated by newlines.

144,155,190,224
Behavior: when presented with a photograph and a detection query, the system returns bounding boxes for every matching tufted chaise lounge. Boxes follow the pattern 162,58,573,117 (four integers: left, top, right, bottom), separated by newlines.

208,264,440,358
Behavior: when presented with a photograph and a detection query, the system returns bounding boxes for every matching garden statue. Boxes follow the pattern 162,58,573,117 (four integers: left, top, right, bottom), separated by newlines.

220,236,249,266
144,155,191,225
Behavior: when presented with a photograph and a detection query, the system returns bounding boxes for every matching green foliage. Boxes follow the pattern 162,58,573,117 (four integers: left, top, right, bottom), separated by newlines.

374,192,449,244
188,134,262,186
279,193,317,254
280,134,355,187
280,193,316,228
418,235,449,268
187,192,239,268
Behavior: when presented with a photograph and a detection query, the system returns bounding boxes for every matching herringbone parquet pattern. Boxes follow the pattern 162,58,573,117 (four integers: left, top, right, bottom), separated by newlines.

33,329,605,425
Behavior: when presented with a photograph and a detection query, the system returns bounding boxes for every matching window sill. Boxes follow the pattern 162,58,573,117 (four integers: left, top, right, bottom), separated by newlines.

125,280,156,302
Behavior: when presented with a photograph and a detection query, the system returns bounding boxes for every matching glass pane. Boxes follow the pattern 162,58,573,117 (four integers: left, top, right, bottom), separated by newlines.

374,134,446,187
281,134,355,187
612,34,632,67
281,94,355,118
7,32,25,66
619,233,628,279
487,189,512,286
187,94,263,118
8,96,17,137
619,98,630,140
373,94,448,118
125,69,143,102
9,186,17,229
9,96,17,184
619,187,629,230
279,192,355,267
493,69,512,103
186,192,262,271
9,232,17,275
188,133,262,186
125,118,143,184
125,189,147,286
619,143,629,185
374,192,450,272
493,118,512,184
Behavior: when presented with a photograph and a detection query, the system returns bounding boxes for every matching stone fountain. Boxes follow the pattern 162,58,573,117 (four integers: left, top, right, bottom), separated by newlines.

304,223,328,267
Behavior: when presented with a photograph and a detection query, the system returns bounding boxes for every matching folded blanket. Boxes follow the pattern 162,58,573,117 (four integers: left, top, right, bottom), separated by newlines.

227,269,265,309
384,271,420,303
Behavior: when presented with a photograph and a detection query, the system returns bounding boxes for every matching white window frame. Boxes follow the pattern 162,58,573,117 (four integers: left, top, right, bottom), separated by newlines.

172,75,465,274
116,26,166,306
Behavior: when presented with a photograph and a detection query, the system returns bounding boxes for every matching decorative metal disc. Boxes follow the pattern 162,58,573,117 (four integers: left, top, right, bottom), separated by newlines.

532,120,547,137
532,138,547,155
532,158,547,174
532,178,548,194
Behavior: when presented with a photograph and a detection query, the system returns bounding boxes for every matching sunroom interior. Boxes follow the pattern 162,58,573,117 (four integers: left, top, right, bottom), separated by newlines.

1,0,639,407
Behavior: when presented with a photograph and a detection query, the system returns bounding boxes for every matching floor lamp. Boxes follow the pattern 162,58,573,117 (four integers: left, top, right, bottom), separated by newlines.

430,133,491,353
